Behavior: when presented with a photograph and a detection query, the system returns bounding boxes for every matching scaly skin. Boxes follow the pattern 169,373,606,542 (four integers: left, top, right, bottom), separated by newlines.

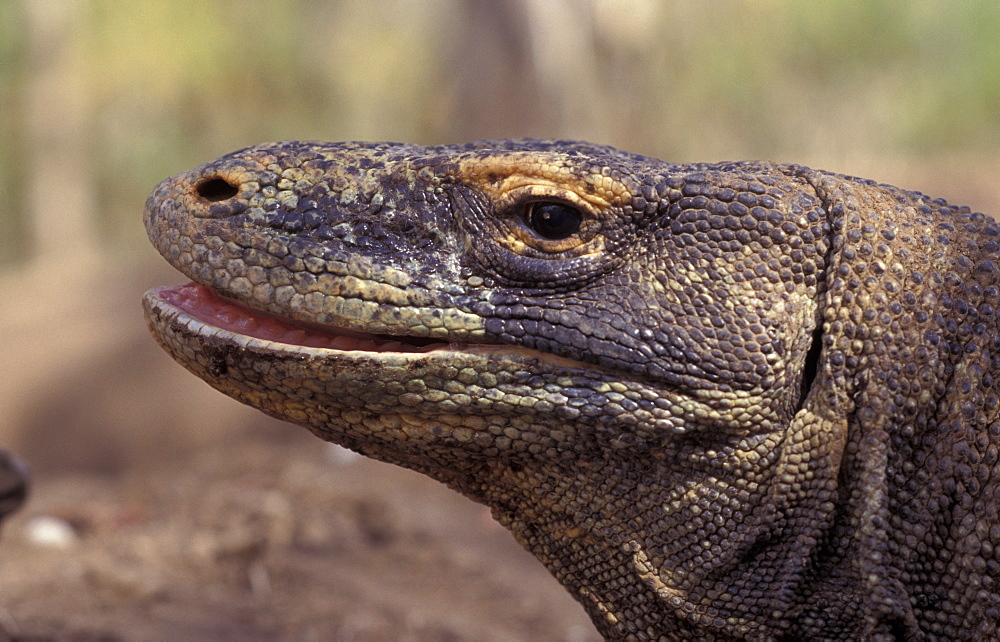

143,139,1000,640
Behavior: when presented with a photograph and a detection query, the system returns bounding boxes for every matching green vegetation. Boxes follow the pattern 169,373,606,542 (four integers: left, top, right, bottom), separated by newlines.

1,0,997,266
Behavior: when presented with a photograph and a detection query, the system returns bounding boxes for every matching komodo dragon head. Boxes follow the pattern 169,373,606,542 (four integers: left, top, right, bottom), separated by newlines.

143,139,1000,639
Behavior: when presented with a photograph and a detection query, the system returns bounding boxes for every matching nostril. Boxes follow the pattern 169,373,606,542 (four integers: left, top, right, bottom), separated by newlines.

196,177,239,202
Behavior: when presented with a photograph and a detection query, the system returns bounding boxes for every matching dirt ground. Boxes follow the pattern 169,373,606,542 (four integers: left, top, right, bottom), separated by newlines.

0,260,598,641
0,438,597,641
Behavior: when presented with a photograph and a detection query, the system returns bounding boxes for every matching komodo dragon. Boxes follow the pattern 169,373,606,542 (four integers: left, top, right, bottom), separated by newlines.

143,139,1000,640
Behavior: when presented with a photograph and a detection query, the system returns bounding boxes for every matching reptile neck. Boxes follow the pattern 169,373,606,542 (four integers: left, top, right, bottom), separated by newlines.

475,455,833,640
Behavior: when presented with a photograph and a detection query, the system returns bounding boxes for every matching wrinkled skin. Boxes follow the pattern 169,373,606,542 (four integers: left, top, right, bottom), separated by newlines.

143,140,1000,640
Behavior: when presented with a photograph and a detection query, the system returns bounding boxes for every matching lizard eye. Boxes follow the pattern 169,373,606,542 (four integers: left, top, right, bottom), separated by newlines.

525,202,583,240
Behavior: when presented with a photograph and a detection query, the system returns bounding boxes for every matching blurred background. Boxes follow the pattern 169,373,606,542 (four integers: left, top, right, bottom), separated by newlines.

1,0,998,639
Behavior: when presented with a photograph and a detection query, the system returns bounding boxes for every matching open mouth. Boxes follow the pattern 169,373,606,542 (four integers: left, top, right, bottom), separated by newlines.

152,283,452,353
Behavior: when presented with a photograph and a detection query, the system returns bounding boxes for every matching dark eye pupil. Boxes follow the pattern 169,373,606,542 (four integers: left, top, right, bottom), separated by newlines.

527,203,582,240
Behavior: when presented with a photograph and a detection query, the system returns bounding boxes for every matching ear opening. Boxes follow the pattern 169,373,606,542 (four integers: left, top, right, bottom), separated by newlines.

798,325,824,410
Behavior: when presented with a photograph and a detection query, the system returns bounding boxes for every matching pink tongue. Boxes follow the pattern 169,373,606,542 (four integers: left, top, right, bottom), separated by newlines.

160,283,444,353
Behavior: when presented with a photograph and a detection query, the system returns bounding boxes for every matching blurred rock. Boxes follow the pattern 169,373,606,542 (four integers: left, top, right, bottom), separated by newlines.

23,515,78,549
0,449,29,524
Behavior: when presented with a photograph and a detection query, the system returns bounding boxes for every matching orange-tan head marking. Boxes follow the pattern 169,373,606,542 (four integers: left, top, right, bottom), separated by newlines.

454,151,634,258
457,150,633,206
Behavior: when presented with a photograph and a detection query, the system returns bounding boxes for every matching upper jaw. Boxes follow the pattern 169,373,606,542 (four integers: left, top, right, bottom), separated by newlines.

142,150,486,343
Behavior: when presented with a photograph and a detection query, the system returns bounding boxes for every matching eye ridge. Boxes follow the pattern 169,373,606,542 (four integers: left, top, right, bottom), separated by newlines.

526,201,583,240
